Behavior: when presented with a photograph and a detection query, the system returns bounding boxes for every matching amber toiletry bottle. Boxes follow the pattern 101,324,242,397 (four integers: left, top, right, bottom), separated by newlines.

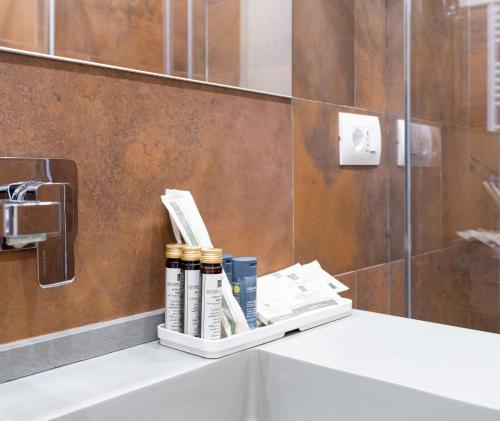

165,243,185,332
201,248,224,340
182,246,202,337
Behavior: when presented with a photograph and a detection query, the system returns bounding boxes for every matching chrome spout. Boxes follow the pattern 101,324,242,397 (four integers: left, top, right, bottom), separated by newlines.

0,158,78,287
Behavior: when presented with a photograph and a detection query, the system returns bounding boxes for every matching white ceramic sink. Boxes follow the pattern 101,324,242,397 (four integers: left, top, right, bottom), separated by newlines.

52,349,499,421
3,311,500,421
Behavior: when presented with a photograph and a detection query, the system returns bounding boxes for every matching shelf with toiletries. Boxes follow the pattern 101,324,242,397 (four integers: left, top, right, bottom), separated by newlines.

158,189,352,358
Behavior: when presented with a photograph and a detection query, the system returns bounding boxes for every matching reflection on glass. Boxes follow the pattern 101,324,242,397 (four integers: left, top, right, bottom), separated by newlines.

0,0,292,96
0,0,49,53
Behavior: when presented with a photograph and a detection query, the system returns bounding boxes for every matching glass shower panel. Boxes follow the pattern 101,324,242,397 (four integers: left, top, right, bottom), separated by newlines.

388,0,408,317
411,0,500,333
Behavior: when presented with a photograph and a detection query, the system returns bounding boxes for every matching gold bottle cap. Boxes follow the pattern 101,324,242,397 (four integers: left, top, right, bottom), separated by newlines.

181,246,202,261
201,248,223,264
165,243,185,259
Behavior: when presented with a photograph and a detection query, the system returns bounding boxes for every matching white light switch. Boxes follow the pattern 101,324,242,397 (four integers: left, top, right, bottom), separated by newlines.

339,112,381,165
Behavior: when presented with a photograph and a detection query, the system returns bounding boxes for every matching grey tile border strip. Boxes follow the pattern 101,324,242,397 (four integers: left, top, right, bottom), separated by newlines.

0,309,164,383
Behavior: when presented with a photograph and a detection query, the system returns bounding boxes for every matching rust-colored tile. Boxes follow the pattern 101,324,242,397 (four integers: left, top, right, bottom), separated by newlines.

293,0,354,105
413,245,500,333
0,0,49,53
335,271,356,307
469,129,500,231
356,264,389,314
386,0,404,115
55,0,164,74
411,0,469,126
412,167,442,255
207,0,240,86
171,0,207,80
418,124,499,253
411,119,442,255
387,114,404,261
354,0,386,112
0,51,293,343
171,0,188,78
412,248,466,328
460,244,500,333
294,99,388,275
470,6,487,128
388,259,406,317
441,125,471,247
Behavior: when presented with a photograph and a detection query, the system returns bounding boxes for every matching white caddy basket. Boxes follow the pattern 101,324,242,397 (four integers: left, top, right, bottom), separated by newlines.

158,299,352,358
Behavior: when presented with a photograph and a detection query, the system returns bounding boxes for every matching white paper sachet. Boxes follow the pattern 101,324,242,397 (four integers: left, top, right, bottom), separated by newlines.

457,229,500,248
257,262,344,326
299,260,349,293
161,190,212,247
161,189,249,336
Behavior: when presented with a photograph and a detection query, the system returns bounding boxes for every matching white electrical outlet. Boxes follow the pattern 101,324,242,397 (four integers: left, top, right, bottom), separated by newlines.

396,120,441,167
339,112,381,166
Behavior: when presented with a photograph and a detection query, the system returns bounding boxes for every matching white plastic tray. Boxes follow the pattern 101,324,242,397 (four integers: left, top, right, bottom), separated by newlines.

158,299,352,358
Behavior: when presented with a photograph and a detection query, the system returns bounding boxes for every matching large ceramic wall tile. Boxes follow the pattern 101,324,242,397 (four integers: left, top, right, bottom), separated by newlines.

171,0,207,80
335,271,356,307
460,244,500,333
413,245,500,333
293,0,354,105
294,99,388,275
356,264,389,314
469,129,500,231
470,6,487,128
354,0,386,112
0,0,48,53
440,125,499,247
411,0,469,126
411,119,443,255
388,259,406,317
207,0,240,86
387,114,405,261
441,125,471,247
412,248,467,328
412,166,442,255
386,0,404,116
55,0,164,74
0,51,293,343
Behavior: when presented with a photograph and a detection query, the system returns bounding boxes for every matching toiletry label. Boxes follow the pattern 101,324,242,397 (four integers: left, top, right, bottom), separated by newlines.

184,269,201,337
243,281,257,330
162,189,250,336
201,273,223,340
165,268,183,332
232,281,241,305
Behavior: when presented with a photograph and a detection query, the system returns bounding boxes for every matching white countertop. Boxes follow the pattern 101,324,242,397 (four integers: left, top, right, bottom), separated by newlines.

1,310,500,420
0,342,215,420
260,310,500,412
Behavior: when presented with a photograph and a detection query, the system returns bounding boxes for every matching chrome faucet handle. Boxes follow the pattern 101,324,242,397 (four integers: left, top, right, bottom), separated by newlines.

0,158,78,287
0,200,61,249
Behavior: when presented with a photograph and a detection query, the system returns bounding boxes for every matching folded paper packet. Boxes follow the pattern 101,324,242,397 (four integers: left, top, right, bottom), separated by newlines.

457,229,500,248
257,262,349,325
161,189,249,337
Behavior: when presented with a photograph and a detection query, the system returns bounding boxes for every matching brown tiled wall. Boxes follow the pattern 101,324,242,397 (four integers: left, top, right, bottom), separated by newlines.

0,52,293,344
293,0,500,332
55,0,164,74
408,2,500,332
405,2,500,332
1,0,499,344
0,0,48,53
293,0,398,314
1,0,241,85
